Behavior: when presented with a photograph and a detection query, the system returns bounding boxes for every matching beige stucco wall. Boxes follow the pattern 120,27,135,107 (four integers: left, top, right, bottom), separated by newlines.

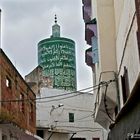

95,0,117,103
113,0,124,35
96,0,117,76
92,0,118,129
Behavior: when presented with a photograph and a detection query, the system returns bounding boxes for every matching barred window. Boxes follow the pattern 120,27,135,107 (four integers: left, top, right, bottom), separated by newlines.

69,113,74,122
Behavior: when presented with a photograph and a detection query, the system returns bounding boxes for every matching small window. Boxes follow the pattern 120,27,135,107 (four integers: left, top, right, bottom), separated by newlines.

6,77,12,89
69,113,74,122
15,79,18,90
2,135,7,140
19,93,24,113
29,103,34,123
37,130,44,138
71,138,86,140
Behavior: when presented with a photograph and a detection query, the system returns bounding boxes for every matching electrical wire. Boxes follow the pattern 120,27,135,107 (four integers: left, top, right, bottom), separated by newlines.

57,119,94,123
73,129,102,133
0,79,115,103
59,113,94,122
37,112,94,125
36,82,113,103
55,125,100,130
36,84,99,100
36,85,103,103
0,85,96,103
103,81,115,122
37,114,94,124
36,103,94,113
63,102,91,110
75,114,94,121
36,92,90,103
117,12,136,76
63,107,93,112
1,86,96,103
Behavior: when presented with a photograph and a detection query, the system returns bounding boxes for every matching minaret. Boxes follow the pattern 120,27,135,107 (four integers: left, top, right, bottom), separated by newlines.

52,15,60,37
38,15,77,91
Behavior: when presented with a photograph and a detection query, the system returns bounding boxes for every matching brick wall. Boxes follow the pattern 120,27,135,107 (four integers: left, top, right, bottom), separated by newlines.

0,49,36,134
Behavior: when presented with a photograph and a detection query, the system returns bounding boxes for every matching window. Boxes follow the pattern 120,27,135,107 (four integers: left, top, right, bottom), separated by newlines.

92,138,100,140
121,67,130,104
19,93,24,113
69,113,74,122
71,138,86,140
29,103,34,122
2,135,7,140
15,79,18,90
6,76,12,89
37,130,44,138
115,105,118,116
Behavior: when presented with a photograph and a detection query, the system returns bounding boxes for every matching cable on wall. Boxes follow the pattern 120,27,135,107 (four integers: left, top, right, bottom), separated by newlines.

0,79,115,103
103,81,115,122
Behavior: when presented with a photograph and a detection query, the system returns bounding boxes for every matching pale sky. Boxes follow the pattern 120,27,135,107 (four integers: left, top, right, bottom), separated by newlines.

0,0,93,90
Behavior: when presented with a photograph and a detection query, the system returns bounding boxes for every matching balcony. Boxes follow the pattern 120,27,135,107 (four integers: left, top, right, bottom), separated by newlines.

85,47,95,71
82,0,91,23
94,71,118,129
85,36,98,70
85,19,96,45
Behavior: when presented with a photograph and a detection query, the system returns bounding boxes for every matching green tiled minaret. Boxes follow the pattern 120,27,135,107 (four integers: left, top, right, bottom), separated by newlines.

38,15,77,91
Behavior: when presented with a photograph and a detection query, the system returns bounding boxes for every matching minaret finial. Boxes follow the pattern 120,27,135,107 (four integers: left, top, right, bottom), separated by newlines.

55,14,57,24
52,14,60,37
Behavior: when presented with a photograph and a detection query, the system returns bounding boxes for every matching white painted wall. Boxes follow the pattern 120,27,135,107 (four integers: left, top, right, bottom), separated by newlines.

114,0,140,108
36,88,107,140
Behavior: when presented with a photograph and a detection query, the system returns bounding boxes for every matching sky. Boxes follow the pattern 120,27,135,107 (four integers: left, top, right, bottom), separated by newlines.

0,0,93,90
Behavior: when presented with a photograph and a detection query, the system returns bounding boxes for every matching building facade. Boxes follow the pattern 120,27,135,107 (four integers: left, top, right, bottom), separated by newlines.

82,0,140,139
0,49,38,140
36,88,107,140
82,0,118,130
108,0,140,139
38,16,77,91
25,66,43,95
